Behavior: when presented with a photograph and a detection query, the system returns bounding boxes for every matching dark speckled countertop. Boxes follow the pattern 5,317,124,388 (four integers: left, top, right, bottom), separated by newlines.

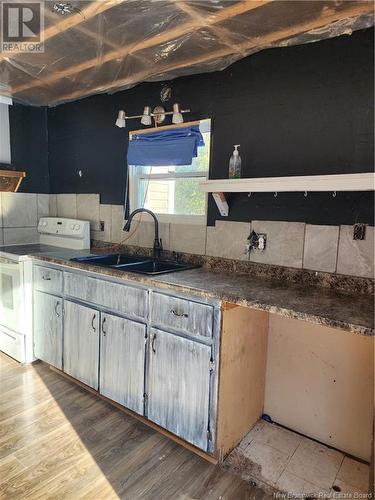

30,251,374,337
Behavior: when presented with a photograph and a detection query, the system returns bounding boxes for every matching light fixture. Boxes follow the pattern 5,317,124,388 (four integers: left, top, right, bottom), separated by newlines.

152,106,166,125
172,103,183,124
115,110,126,128
114,104,190,128
53,2,82,15
141,106,152,126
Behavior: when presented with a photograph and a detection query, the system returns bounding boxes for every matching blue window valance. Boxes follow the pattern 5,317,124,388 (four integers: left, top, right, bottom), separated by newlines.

127,125,204,166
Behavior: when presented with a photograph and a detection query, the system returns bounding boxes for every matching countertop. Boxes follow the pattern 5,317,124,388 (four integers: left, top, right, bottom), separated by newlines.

15,246,373,337
0,244,95,262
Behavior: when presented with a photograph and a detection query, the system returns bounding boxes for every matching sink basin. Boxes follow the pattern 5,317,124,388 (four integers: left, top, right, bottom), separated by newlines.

71,254,150,267
70,254,199,275
115,259,199,275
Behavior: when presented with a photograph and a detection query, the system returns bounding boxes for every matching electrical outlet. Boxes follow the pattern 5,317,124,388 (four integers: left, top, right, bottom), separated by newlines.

353,223,366,240
100,221,105,232
246,231,267,253
257,233,267,251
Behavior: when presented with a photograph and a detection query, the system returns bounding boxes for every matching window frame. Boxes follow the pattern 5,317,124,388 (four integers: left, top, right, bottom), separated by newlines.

127,119,211,225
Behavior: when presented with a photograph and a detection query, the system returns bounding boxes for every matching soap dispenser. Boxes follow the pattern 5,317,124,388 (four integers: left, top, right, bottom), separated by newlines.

229,144,241,179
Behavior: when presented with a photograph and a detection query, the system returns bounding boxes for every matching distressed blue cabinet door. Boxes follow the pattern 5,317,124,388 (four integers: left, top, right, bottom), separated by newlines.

99,313,146,415
147,328,211,451
34,291,63,369
63,300,100,390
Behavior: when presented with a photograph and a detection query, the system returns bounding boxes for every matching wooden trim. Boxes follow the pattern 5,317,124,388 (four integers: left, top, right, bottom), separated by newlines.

52,1,373,105
11,0,271,95
216,304,269,458
129,119,202,138
0,169,26,178
0,169,26,192
14,176,23,192
370,417,374,496
0,0,126,61
200,173,375,193
49,364,219,465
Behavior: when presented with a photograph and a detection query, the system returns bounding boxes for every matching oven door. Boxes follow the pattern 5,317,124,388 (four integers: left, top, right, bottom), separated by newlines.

0,257,23,333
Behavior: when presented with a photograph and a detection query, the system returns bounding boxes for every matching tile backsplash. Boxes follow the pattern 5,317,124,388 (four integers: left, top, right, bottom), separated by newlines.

303,224,340,273
1,192,374,279
250,221,305,268
336,225,374,279
206,221,250,261
0,192,48,245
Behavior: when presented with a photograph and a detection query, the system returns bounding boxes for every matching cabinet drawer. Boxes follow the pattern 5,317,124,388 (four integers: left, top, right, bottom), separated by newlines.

34,266,63,295
150,292,213,338
0,329,25,363
64,272,147,319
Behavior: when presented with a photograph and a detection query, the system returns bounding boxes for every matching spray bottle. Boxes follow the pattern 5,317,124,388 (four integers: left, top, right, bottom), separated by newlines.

229,144,241,179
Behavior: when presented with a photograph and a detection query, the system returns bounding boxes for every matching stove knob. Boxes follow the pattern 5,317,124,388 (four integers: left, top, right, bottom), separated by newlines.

70,224,75,230
74,224,80,230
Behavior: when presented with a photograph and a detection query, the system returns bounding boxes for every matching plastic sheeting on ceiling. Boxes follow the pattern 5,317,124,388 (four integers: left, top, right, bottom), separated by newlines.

0,0,373,107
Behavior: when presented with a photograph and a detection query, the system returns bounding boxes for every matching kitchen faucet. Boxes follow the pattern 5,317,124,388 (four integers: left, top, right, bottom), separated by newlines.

123,208,163,259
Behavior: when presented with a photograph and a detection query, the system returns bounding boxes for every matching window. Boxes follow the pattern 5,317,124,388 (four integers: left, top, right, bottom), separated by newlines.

128,120,210,224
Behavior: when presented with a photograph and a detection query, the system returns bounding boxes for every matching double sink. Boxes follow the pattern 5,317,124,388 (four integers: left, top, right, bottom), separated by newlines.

71,253,199,275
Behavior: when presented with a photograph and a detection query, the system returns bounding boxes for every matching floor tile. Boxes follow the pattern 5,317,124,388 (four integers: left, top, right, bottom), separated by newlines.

332,478,369,495
251,422,302,457
243,440,290,484
276,470,327,496
286,438,344,490
336,457,370,491
227,419,369,498
238,420,265,451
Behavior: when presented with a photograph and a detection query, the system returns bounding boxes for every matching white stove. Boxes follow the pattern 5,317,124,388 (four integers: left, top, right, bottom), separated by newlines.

38,217,90,249
0,217,90,363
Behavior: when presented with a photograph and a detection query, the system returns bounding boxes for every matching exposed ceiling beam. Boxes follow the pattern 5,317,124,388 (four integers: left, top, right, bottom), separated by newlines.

175,1,248,56
10,0,272,95
0,0,126,61
43,9,123,52
51,1,374,105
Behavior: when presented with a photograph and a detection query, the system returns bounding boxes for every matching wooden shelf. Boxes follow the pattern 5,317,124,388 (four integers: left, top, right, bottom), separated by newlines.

0,169,26,192
199,173,375,216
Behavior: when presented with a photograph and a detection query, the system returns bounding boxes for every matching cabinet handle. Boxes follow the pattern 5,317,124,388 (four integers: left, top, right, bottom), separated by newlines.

102,317,107,336
54,301,61,317
170,309,188,318
42,275,51,281
91,314,96,333
152,333,157,353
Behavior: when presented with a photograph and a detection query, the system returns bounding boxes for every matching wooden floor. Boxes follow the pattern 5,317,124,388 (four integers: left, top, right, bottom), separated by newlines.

0,352,270,500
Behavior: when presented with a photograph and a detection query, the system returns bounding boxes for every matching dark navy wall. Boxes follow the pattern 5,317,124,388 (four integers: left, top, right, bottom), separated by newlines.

9,104,49,193
13,28,375,224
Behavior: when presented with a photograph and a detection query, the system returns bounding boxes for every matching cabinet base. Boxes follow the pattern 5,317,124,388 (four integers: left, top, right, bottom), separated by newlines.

48,364,219,465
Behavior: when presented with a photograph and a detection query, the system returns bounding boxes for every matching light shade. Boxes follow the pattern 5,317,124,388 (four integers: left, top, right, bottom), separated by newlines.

172,103,183,124
141,106,152,126
115,110,126,128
